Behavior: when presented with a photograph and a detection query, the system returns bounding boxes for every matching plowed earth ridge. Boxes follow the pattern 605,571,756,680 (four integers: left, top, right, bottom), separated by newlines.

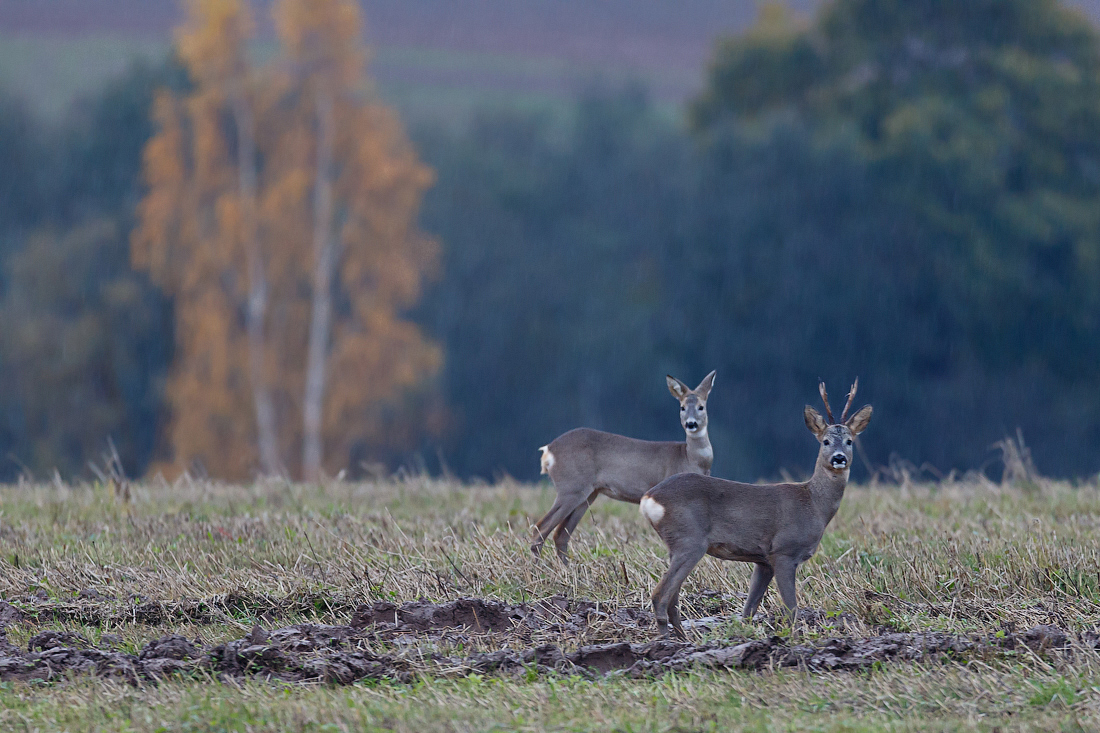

0,596,1089,685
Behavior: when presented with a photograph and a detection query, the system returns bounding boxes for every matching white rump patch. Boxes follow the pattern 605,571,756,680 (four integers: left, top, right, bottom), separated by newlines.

639,496,665,525
539,446,555,475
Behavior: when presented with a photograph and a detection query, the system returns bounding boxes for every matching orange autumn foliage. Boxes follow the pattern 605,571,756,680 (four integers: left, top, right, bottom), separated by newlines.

133,0,439,480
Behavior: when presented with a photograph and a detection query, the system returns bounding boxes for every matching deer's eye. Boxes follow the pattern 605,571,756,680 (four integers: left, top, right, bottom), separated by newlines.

698,405,705,411
846,439,853,446
823,439,831,446
681,405,686,411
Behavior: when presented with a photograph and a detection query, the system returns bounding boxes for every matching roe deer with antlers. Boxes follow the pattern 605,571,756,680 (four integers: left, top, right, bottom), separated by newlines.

640,379,871,638
532,371,716,562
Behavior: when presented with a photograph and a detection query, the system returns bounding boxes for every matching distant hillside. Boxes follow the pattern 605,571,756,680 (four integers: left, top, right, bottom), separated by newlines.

3,0,1100,119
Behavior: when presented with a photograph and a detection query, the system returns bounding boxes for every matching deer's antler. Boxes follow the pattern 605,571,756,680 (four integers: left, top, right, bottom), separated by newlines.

818,382,834,424
840,377,859,423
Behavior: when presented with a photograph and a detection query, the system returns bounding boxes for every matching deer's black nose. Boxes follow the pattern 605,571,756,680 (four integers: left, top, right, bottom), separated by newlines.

830,453,848,468
685,420,698,431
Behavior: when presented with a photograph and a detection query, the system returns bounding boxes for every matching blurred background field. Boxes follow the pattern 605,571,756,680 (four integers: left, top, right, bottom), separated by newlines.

7,0,1100,486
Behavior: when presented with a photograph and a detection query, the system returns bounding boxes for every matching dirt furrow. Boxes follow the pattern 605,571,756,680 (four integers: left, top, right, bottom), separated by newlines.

0,597,1089,685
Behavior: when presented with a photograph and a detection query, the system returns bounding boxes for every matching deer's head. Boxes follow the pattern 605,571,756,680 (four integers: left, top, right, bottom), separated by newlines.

804,379,872,474
667,370,716,438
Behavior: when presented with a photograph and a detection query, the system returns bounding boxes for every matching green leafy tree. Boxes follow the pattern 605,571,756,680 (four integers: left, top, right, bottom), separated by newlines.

694,0,1100,371
414,0,1100,480
57,59,189,221
677,0,1100,476
0,89,50,256
0,220,170,478
416,87,692,478
0,62,181,480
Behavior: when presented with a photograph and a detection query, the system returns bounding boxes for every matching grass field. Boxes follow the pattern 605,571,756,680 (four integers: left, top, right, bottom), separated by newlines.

0,474,1099,731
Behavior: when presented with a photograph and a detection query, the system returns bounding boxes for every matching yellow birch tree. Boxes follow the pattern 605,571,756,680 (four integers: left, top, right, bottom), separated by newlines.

134,0,439,480
176,0,284,476
133,82,254,478
271,0,439,481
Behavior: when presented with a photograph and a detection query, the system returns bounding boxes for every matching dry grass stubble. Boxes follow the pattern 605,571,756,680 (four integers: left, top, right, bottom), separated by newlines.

0,474,1099,729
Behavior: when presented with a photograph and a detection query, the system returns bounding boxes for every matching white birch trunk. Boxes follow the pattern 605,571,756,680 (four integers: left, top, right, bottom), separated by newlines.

231,90,281,477
302,89,336,482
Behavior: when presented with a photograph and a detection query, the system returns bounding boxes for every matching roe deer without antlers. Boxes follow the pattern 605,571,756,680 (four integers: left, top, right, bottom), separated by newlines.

532,371,717,563
640,380,872,639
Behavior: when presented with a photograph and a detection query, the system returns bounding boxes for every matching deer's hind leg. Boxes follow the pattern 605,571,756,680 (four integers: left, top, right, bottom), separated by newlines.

651,540,707,639
552,492,597,563
667,588,688,638
531,482,591,557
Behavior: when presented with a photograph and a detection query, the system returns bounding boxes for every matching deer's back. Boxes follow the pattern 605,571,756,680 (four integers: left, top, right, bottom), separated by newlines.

645,473,824,560
547,428,687,500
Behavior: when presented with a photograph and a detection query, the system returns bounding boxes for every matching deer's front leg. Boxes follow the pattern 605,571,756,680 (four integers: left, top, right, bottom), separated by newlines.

771,555,799,624
741,562,774,621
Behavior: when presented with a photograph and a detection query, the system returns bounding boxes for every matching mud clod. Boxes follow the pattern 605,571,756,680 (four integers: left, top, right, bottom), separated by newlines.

247,624,270,646
139,635,199,661
352,598,528,633
350,601,398,628
0,601,24,627
570,642,637,674
79,588,111,601
1021,625,1068,651
99,634,124,649
529,643,566,668
0,631,19,657
28,630,94,652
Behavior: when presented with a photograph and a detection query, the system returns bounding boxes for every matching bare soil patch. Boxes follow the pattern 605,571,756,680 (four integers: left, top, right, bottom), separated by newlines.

0,596,1091,685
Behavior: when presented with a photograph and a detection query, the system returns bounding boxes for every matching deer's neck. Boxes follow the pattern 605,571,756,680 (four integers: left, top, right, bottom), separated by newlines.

807,463,849,524
684,430,713,474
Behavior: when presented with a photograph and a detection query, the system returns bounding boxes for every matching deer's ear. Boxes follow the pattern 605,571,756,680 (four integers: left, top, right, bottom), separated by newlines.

667,375,690,400
846,405,872,435
695,370,716,400
804,406,828,439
